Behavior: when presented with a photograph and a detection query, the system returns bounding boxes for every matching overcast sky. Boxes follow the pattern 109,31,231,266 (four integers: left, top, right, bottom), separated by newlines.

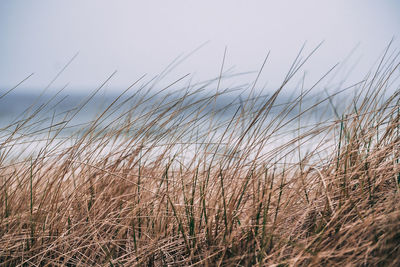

0,0,399,94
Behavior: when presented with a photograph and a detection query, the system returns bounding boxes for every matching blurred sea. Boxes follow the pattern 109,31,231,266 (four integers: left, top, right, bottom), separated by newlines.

0,89,340,129
0,90,342,162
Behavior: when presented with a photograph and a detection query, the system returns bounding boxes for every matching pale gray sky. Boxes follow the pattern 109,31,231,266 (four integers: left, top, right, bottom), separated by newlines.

0,0,399,93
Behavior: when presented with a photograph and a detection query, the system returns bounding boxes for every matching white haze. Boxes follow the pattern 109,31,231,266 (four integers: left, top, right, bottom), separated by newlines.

0,0,399,93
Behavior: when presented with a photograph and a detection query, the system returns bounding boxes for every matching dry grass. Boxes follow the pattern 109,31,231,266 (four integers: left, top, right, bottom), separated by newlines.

1,48,400,266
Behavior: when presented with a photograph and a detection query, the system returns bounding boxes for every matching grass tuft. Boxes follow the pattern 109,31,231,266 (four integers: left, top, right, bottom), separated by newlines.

1,47,400,266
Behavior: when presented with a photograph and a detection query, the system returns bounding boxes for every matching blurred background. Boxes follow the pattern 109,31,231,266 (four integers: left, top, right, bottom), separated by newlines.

0,0,399,128
0,0,399,93
0,0,399,156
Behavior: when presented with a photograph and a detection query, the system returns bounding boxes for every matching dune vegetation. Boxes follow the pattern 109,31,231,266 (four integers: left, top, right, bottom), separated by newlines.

1,46,400,266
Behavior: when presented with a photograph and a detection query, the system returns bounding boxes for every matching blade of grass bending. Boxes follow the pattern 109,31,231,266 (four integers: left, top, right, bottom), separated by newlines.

269,167,285,251
199,170,210,245
0,73,34,100
30,158,35,246
232,168,254,228
166,194,191,255
189,166,199,248
397,107,400,186
261,167,275,258
218,168,228,240
137,150,142,239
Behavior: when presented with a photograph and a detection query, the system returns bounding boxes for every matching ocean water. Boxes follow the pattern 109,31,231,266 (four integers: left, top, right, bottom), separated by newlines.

0,90,341,164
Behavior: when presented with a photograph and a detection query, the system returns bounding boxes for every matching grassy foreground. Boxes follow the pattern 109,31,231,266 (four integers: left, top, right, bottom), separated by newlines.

1,51,400,266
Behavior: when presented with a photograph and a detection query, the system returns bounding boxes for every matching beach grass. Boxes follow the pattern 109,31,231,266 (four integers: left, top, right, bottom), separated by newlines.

1,48,400,266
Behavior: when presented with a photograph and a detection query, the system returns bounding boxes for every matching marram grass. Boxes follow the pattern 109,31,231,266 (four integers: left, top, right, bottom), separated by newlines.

1,50,400,266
